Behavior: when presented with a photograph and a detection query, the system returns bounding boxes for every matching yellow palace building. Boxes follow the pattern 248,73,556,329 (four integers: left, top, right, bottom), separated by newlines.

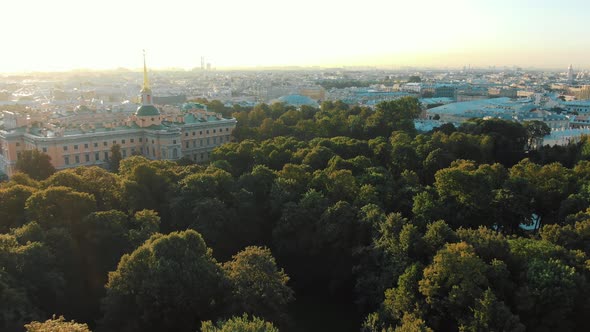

0,55,237,177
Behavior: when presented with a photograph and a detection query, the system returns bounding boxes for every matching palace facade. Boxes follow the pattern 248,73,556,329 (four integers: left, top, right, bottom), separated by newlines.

0,55,236,177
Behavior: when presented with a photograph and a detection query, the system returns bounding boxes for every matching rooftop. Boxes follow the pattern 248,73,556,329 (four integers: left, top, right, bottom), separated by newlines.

136,104,160,116
563,100,590,106
427,97,535,116
275,94,318,107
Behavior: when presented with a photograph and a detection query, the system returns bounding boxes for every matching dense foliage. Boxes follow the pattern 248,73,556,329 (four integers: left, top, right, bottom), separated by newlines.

3,97,590,331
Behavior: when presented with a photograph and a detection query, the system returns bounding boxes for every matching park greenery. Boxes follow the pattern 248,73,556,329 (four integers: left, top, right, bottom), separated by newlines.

2,96,590,331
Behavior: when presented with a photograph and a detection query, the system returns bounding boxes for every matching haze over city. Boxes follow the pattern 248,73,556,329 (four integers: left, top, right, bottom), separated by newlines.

3,0,590,72
6,0,590,331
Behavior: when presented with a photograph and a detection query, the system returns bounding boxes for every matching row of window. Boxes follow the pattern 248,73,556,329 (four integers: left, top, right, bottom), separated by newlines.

63,146,146,165
27,131,233,155
569,108,590,113
64,152,108,165
59,144,225,166
184,136,231,149
13,127,232,151
184,127,231,137
62,138,146,151
60,137,168,152
61,142,190,157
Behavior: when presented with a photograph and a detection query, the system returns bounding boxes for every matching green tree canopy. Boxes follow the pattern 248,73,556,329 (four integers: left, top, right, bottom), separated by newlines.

25,186,96,228
15,150,55,181
109,144,122,173
100,230,229,332
223,246,294,323
201,314,278,332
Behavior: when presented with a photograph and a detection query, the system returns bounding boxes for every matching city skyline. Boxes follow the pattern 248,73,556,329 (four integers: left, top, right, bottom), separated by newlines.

3,0,590,72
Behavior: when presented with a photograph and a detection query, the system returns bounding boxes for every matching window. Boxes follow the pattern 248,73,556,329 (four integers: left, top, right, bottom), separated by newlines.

104,152,109,160
139,137,143,143
200,139,203,147
199,131,202,135
15,142,20,147
185,132,188,137
113,140,116,144
193,140,196,147
95,153,100,161
75,155,80,164
213,129,216,133
152,148,155,156
74,145,78,150
152,139,154,144
64,156,70,165
200,153,204,160
85,154,90,162
94,142,98,148
226,128,229,132
213,137,217,144
206,130,209,134
185,142,189,148
122,149,127,157
207,138,210,145
84,143,89,149
63,146,68,151
192,131,195,136
130,138,134,143
122,139,126,144
103,142,107,147
42,147,47,153
173,140,177,144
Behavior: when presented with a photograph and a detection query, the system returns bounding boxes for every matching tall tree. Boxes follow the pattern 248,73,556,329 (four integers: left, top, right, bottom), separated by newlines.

419,242,490,330
201,314,278,332
100,230,229,332
223,246,294,324
0,185,37,232
523,120,551,150
25,186,96,229
15,150,55,181
109,144,122,173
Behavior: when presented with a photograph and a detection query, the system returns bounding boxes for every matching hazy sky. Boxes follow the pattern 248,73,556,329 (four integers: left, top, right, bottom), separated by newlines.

2,0,589,72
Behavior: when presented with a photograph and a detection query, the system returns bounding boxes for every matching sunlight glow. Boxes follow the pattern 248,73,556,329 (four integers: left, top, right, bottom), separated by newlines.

2,0,589,72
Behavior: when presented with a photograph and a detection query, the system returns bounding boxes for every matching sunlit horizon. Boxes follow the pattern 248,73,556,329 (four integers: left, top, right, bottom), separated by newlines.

3,0,590,73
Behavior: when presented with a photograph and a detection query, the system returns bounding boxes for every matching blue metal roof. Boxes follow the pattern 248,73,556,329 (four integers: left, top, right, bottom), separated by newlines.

276,94,318,107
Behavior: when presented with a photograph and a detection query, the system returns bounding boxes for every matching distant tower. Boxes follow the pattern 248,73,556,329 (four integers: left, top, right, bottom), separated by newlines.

568,64,575,83
201,56,205,71
134,50,161,127
141,50,153,105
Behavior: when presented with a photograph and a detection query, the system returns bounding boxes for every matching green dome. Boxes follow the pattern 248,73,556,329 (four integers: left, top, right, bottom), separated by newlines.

136,105,160,116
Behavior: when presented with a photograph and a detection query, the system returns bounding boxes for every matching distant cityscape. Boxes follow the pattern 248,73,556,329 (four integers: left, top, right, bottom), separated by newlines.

1,60,590,177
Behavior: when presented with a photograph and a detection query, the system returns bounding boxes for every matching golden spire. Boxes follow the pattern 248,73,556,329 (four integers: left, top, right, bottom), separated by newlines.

142,49,150,91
